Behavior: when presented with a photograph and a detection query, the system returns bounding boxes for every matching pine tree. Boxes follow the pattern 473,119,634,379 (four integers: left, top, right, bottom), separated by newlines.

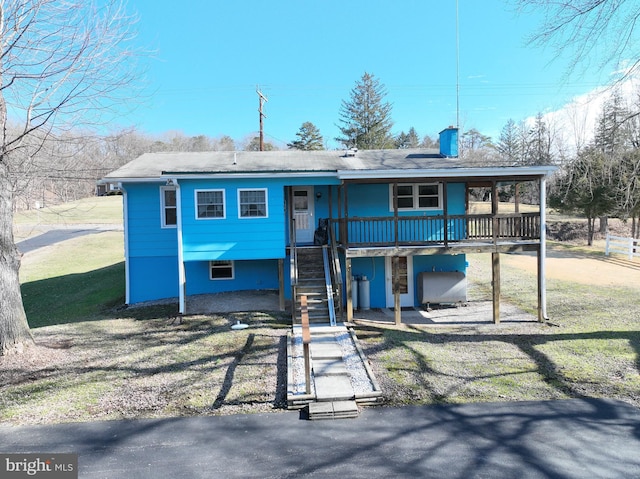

395,127,420,149
594,90,633,155
525,113,552,166
496,119,522,164
288,122,324,150
336,72,394,149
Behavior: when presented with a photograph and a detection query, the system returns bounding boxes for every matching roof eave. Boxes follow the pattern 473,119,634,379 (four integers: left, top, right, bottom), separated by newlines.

337,165,558,180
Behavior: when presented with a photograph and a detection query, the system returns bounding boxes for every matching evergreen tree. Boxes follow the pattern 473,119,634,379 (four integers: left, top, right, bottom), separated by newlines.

244,137,275,151
496,119,522,164
336,72,394,149
395,127,420,149
550,147,617,245
594,90,633,155
525,113,552,166
420,134,438,148
288,122,324,150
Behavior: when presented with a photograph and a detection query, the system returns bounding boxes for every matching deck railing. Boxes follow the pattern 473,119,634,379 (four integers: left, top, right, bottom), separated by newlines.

331,213,540,248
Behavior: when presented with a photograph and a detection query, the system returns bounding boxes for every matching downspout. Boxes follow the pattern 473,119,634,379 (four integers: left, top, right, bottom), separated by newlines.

539,175,549,320
174,179,186,314
119,183,130,305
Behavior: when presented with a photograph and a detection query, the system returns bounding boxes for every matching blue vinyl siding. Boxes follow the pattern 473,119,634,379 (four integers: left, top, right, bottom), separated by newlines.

344,182,467,244
129,256,178,303
350,256,387,308
346,182,466,217
185,259,280,295
347,254,467,308
125,183,178,257
180,178,286,261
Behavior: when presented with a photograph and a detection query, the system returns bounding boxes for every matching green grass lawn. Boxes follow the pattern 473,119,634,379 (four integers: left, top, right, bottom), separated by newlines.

14,195,123,226
20,231,127,328
357,252,640,408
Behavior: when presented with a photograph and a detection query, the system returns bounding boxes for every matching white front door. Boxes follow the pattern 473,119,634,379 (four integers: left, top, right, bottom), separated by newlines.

385,256,414,307
292,186,315,244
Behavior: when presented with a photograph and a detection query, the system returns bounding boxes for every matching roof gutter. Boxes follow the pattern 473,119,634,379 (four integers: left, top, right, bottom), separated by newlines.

105,166,558,183
337,166,558,180
104,171,340,183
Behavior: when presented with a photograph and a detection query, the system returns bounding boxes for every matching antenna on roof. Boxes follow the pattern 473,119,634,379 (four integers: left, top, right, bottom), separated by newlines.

455,0,461,156
257,86,268,151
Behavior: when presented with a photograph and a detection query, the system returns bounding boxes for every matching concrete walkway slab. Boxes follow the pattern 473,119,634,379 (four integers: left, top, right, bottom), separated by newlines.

309,342,343,359
315,375,354,401
313,358,348,376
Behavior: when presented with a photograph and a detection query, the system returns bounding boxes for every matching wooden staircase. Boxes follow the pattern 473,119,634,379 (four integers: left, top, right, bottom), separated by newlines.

294,247,333,325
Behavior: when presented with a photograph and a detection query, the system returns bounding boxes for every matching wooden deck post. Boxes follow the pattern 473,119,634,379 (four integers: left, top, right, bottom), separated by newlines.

300,295,312,395
537,246,544,322
393,182,399,248
393,256,401,326
492,252,500,324
346,258,353,322
278,258,285,311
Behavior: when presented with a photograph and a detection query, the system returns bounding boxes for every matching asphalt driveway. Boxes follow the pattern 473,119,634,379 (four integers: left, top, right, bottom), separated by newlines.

1,398,639,478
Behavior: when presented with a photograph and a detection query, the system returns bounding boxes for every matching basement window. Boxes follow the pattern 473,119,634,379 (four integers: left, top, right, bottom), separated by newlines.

210,260,234,280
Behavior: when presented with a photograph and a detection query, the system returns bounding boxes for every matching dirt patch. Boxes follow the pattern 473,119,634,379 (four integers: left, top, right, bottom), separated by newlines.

502,244,640,289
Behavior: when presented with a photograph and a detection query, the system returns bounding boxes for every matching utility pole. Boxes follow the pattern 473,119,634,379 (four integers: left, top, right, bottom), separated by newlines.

257,87,268,151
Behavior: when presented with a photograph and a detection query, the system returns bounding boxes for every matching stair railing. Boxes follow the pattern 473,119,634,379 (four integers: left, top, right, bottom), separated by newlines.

322,245,337,327
328,226,344,321
290,219,298,324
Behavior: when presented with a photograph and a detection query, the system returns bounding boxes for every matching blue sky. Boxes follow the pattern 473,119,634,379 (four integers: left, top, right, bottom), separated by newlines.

121,0,615,149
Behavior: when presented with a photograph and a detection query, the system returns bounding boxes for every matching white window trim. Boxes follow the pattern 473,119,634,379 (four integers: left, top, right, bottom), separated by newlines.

209,260,234,280
195,189,226,220
160,186,177,228
388,183,442,212
237,188,269,219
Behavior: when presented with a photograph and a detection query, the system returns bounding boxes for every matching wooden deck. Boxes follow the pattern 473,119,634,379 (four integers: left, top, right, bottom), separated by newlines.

331,213,541,257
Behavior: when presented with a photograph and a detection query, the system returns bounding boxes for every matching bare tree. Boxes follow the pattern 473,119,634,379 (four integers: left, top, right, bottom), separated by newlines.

0,0,142,355
518,1,640,88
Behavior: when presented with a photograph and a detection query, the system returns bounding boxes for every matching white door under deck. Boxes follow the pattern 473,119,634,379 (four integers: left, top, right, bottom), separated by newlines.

385,256,414,307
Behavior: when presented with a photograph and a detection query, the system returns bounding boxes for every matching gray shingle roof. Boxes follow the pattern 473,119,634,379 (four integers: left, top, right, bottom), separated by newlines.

104,148,556,181
105,148,456,179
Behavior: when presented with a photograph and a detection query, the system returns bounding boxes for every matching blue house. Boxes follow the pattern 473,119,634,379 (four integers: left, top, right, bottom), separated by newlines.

104,128,556,324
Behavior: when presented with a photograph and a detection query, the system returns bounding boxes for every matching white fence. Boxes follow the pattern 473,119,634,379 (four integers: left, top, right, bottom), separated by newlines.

605,233,640,260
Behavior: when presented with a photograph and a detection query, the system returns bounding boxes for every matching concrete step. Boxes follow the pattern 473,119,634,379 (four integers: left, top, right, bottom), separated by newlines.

314,375,354,401
307,400,359,420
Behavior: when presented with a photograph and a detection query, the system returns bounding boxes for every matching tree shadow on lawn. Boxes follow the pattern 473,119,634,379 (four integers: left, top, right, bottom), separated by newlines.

2,312,290,423
357,324,640,405
22,262,128,328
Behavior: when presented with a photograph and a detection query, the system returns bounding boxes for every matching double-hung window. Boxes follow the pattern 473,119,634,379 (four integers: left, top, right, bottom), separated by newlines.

160,186,177,228
390,183,441,211
238,189,268,218
196,189,225,219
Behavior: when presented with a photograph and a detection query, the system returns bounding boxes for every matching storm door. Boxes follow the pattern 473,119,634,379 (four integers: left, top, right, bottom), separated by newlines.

292,186,315,244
